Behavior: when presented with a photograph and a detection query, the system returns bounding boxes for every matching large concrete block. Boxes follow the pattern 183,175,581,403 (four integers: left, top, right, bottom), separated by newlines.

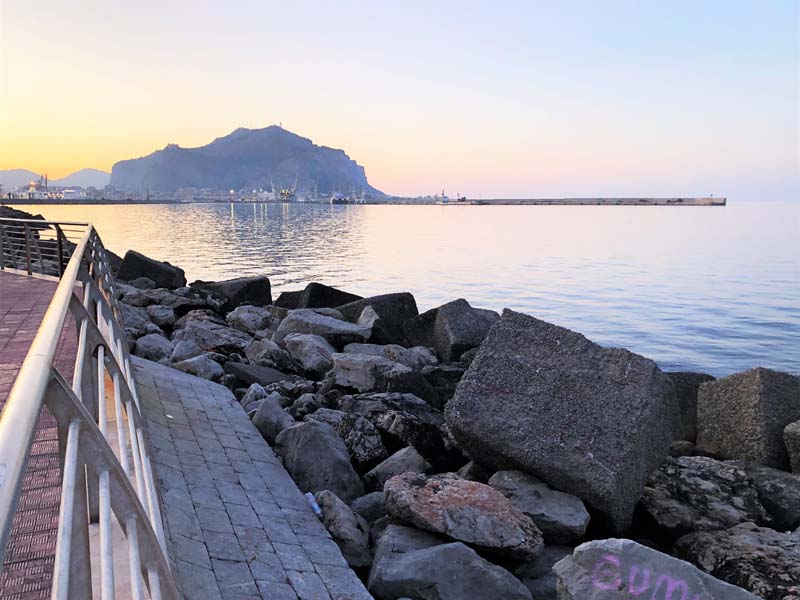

697,368,800,469
445,309,678,532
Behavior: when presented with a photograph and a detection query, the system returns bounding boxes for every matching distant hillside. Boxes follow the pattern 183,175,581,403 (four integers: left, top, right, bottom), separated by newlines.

110,126,382,195
51,168,110,188
0,169,39,190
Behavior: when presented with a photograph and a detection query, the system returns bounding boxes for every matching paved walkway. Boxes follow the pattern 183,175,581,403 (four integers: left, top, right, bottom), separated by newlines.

134,357,373,600
0,271,77,600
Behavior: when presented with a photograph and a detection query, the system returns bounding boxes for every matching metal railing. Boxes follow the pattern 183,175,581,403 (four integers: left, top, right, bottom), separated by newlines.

0,218,178,599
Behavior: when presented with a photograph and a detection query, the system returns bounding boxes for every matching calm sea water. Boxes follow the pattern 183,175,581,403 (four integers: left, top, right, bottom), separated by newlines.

13,202,800,377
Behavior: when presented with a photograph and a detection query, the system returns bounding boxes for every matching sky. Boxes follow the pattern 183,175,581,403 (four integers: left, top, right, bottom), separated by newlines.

0,0,798,200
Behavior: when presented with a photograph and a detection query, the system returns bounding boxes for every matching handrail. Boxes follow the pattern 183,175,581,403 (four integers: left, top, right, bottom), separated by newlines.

0,217,178,599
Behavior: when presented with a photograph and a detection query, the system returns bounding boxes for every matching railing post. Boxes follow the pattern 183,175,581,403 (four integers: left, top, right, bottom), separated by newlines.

23,222,31,275
56,224,65,277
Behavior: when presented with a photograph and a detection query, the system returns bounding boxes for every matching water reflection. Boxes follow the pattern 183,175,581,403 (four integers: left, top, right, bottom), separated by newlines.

12,202,800,377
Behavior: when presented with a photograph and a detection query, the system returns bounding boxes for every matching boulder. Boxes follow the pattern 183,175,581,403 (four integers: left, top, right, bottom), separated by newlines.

337,293,418,342
384,472,544,558
383,345,438,371
433,298,500,361
511,545,572,600
133,333,175,361
173,353,224,381
331,354,438,405
223,362,300,387
456,460,492,483
191,275,272,308
355,306,395,344
446,309,678,532
226,305,271,335
127,276,156,289
554,537,759,600
252,392,295,443
638,456,770,539
369,542,532,600
298,282,362,309
675,522,799,600
666,371,716,443
273,290,302,309
730,460,800,531
305,408,387,470
402,306,439,349
172,319,253,354
274,421,364,502
173,309,225,329
239,383,270,411
284,333,336,377
274,309,371,347
697,367,800,469
489,470,590,544
364,447,430,491
367,524,447,589
786,420,800,473
146,304,176,329
288,393,326,420
243,338,299,373
121,302,161,339
117,250,186,289
342,343,385,357
338,393,446,461
350,492,386,524
421,363,466,409
315,490,371,568
170,339,203,363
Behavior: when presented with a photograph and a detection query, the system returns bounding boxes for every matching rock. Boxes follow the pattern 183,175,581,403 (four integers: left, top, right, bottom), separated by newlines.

244,338,299,373
342,343,385,357
117,249,186,289
489,470,590,544
350,492,386,523
284,333,336,377
697,367,800,469
554,537,759,600
364,447,430,491
730,460,800,531
121,302,161,339
421,363,466,409
434,298,500,361
306,408,387,470
274,309,371,347
223,362,300,387
638,456,770,540
383,345,438,371
786,420,800,473
146,304,176,329
172,318,253,354
128,276,157,289
173,354,225,381
170,339,204,363
369,542,532,600
338,393,446,461
337,293,419,344
669,440,697,457
274,421,364,502
226,305,271,335
331,354,437,405
675,522,799,600
274,290,302,309
252,392,295,443
511,545,572,600
456,460,492,483
173,309,226,329
384,472,544,558
446,309,678,532
367,524,448,589
288,393,325,420
239,383,270,411
297,282,361,309
402,306,439,349
315,490,371,568
666,371,716,443
191,275,272,308
459,346,480,366
133,333,175,361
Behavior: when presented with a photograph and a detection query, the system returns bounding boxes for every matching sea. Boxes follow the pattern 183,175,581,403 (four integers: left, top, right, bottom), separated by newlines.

11,201,800,377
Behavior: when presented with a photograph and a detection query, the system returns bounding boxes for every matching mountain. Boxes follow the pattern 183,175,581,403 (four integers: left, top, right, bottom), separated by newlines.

110,126,383,195
0,169,39,191
51,168,110,188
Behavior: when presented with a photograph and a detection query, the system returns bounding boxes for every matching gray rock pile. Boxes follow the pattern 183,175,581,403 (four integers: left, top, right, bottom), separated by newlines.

113,248,799,599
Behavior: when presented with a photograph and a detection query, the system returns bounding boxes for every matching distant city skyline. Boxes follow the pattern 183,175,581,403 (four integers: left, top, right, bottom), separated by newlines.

1,1,798,200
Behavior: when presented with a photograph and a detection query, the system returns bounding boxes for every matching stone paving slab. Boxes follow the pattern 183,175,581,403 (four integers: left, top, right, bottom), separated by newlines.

133,357,373,600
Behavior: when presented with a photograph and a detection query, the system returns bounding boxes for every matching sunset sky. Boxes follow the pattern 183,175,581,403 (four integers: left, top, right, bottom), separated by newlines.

1,1,797,200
